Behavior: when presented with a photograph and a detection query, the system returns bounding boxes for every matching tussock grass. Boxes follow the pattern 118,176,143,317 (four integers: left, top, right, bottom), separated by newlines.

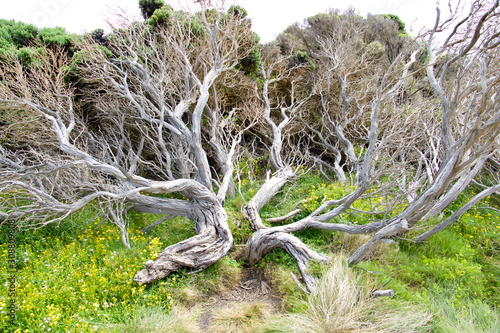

263,264,303,310
278,255,432,333
431,296,500,333
177,286,201,306
193,256,242,294
338,233,394,259
209,301,272,333
106,305,201,333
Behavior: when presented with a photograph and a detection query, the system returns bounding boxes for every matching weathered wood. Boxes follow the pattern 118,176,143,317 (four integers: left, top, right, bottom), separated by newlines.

246,229,329,292
134,193,232,284
242,167,295,231
372,289,395,297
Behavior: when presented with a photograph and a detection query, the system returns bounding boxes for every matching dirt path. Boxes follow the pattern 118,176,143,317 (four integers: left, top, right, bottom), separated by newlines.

198,266,283,332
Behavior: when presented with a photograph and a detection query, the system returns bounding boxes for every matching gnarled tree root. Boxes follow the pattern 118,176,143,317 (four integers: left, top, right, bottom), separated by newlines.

246,229,329,292
134,205,232,284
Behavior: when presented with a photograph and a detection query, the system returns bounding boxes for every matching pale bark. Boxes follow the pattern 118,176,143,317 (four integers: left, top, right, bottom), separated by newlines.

133,180,232,283
246,229,329,291
242,1,500,288
0,2,254,284
415,183,500,242
243,166,295,230
242,50,309,231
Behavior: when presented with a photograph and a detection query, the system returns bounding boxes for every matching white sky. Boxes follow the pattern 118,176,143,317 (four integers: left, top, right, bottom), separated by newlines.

1,0,460,42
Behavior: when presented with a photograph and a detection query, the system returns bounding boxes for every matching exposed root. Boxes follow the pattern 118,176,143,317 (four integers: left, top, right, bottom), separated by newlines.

134,203,232,284
246,229,329,292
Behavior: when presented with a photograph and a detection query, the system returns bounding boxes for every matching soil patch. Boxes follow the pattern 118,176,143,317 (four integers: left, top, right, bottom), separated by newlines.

198,266,283,331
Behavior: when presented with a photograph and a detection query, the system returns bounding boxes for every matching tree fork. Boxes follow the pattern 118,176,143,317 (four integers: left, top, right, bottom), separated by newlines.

246,229,329,292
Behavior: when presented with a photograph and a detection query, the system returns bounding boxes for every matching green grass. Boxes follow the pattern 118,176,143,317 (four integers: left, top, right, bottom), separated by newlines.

430,294,500,333
0,212,173,332
1,172,499,332
0,207,244,332
274,255,433,333
102,305,201,333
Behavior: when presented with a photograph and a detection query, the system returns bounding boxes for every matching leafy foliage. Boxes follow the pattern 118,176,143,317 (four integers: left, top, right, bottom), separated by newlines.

227,5,248,19
0,19,81,70
37,27,79,48
0,19,38,51
139,0,165,20
380,14,407,34
237,45,262,76
90,28,108,46
146,4,206,37
148,4,174,27
0,19,39,65
16,46,42,66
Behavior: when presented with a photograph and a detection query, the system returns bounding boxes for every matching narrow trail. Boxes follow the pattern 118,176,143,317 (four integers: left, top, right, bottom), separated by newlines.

198,267,283,332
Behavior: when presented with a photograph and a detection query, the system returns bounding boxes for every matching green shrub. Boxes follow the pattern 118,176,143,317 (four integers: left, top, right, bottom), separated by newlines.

227,5,248,19
148,5,174,27
16,47,42,67
37,27,71,47
380,14,407,34
139,0,165,20
90,28,108,46
238,46,262,76
188,16,205,36
0,19,38,49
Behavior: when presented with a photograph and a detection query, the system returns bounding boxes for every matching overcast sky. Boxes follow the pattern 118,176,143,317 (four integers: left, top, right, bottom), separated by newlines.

1,0,458,42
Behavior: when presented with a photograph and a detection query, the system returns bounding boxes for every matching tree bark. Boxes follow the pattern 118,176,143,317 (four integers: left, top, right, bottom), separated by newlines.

246,228,329,292
242,166,295,230
133,180,233,284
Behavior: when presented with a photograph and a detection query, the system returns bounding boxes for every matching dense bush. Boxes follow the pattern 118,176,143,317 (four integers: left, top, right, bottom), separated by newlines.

139,0,165,20
0,19,38,51
227,5,248,18
148,4,174,27
37,27,75,47
0,19,81,70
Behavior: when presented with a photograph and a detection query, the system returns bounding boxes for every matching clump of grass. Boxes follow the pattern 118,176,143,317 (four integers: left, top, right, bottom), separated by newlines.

431,295,500,333
192,256,242,294
278,255,432,333
262,263,302,311
105,305,201,333
209,301,272,333
176,286,201,306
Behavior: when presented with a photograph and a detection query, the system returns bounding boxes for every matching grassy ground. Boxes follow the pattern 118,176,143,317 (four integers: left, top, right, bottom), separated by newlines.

1,173,499,332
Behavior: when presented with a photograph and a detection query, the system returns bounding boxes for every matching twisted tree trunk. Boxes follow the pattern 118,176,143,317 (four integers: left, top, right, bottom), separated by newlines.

133,183,232,283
